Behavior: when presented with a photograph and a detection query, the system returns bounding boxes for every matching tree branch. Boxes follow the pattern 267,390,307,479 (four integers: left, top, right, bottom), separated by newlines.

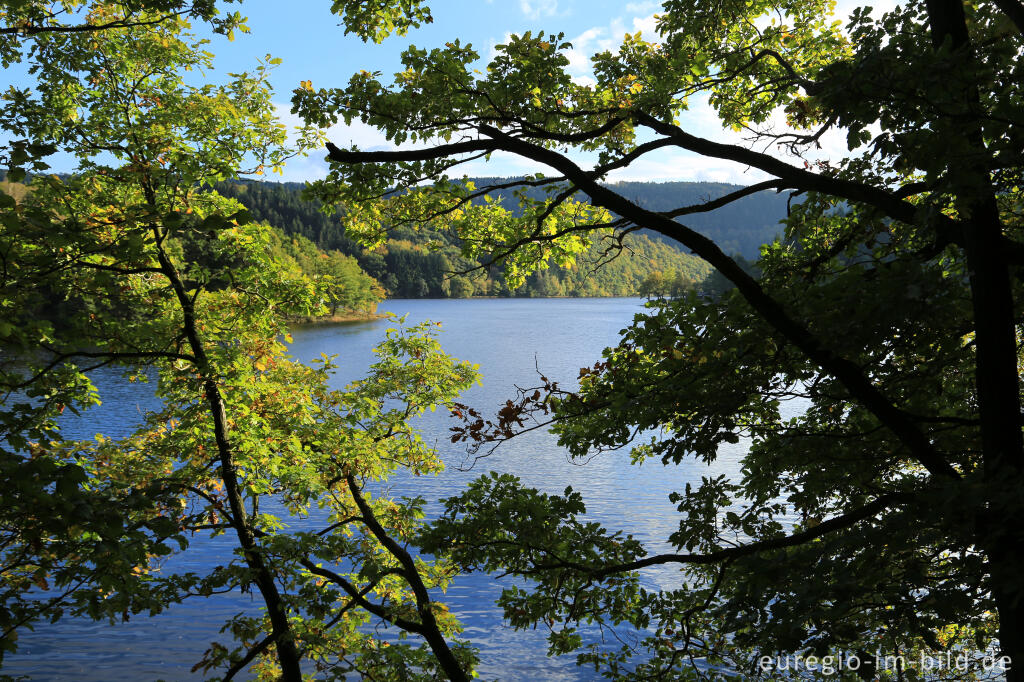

559,494,904,578
345,475,470,682
990,0,1024,34
0,13,189,37
471,123,960,480
326,139,494,164
631,111,953,233
298,560,428,634
663,180,791,219
222,632,278,681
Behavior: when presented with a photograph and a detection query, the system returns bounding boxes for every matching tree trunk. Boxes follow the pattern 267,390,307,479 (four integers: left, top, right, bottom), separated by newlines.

919,0,1024,674
154,237,304,681
963,209,1024,680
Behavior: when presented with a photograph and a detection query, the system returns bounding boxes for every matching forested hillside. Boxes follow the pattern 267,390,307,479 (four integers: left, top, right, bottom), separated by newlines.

218,179,785,297
609,181,791,257
466,178,790,259
0,176,382,320
268,231,384,320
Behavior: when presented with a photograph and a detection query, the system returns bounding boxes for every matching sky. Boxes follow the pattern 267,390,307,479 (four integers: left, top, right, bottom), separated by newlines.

218,0,807,184
4,0,890,185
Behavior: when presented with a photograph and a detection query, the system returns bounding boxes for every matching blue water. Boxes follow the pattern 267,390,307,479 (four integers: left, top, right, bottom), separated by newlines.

3,298,758,680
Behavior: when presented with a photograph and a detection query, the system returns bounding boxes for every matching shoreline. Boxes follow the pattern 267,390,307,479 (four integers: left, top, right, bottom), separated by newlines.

288,311,385,327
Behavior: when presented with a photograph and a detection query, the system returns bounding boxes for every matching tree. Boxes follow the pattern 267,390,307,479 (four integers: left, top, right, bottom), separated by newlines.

0,1,245,55
639,270,667,298
1,6,479,680
269,231,384,316
0,0,247,178
293,0,1024,678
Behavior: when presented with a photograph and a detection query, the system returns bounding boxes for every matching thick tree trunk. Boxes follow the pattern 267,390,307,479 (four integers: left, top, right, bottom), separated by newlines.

919,0,1024,674
922,0,1024,675
962,208,1024,680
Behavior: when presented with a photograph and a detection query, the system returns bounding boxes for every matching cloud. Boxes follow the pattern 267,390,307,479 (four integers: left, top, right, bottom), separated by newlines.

605,149,772,184
275,154,329,183
271,102,406,182
520,0,558,20
273,102,391,148
563,26,605,80
487,32,514,62
624,0,662,13
561,7,662,83
456,150,550,178
632,13,659,36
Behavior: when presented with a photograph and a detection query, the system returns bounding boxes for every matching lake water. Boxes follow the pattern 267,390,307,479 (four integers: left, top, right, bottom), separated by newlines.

3,298,755,680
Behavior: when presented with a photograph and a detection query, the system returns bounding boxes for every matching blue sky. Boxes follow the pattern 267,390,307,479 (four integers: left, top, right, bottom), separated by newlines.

5,0,877,185
216,0,795,184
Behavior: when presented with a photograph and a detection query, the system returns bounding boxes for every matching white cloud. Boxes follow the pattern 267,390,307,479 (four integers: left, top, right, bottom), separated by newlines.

631,13,659,37
273,102,393,150
563,26,604,80
456,150,550,178
487,32,514,62
271,102,405,183
605,150,772,184
561,8,661,83
624,0,662,13
275,154,328,183
520,0,558,20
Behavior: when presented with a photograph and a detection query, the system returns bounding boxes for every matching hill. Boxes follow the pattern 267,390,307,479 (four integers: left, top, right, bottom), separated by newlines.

464,178,790,260
217,179,787,298
0,175,383,321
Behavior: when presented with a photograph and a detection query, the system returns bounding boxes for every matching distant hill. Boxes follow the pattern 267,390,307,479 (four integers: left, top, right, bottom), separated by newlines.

0,175,383,323
217,178,788,259
217,178,786,298
4,171,786,299
445,178,789,260
218,180,743,298
606,181,790,259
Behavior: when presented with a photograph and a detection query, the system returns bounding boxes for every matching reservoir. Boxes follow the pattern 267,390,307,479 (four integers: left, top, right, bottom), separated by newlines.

3,297,754,680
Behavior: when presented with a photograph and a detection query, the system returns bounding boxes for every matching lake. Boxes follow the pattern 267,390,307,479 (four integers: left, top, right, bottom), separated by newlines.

3,297,755,680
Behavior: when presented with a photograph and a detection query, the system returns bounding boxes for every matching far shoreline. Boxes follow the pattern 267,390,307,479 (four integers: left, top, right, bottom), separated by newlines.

288,311,385,327
289,295,658,328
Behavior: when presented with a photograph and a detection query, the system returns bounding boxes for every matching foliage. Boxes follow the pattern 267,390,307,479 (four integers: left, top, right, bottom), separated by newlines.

330,0,432,43
293,0,1024,679
268,229,384,316
0,0,247,66
637,267,696,298
1,6,476,680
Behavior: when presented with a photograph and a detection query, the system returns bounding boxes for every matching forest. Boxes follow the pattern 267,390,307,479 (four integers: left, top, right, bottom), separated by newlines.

217,179,759,299
2,0,1024,680
3,171,767,300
